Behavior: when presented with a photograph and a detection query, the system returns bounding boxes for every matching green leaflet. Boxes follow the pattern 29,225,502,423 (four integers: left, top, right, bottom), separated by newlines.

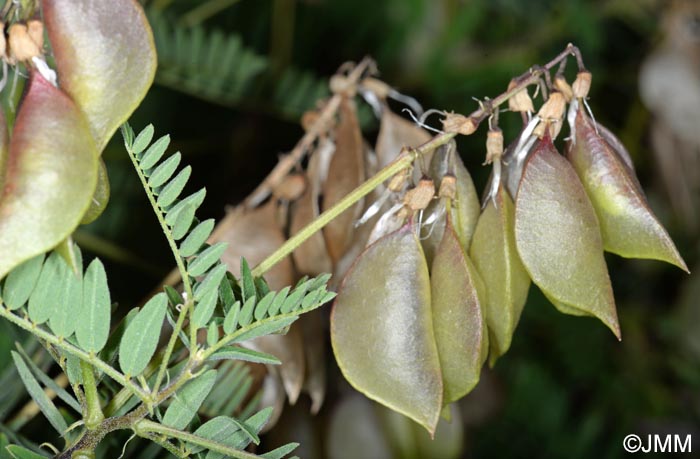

6,445,49,459
193,288,219,328
48,249,83,339
43,0,157,151
189,243,228,277
260,444,299,459
567,109,687,271
11,351,68,435
207,346,281,365
180,219,215,257
331,225,443,435
190,408,272,456
194,263,228,301
28,252,64,324
231,316,298,343
140,135,171,170
118,293,168,377
131,124,155,155
77,259,112,353
170,202,196,240
431,216,487,403
163,369,217,430
514,136,620,339
157,166,192,208
3,254,44,311
148,152,181,188
0,74,98,280
470,184,531,366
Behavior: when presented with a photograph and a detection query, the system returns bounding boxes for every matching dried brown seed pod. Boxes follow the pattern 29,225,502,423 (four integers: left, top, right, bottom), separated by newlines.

553,75,573,102
387,167,410,192
330,75,357,97
442,113,477,136
360,77,391,99
507,79,535,113
438,174,457,200
27,20,44,50
301,110,320,132
485,128,504,164
534,92,566,139
572,71,592,99
404,177,435,211
9,23,42,63
273,173,306,201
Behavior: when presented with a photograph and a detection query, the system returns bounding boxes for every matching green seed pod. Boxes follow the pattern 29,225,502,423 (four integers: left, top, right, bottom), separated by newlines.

431,214,487,403
470,183,530,366
331,224,443,435
514,134,620,339
566,109,687,271
81,158,111,224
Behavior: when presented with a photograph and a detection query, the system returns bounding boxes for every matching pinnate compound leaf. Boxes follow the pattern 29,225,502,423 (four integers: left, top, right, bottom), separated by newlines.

470,184,530,365
180,219,216,258
431,217,487,403
43,0,157,151
11,351,68,435
567,109,687,271
119,292,168,377
0,74,98,280
331,225,443,435
515,136,620,339
3,254,44,310
163,369,217,430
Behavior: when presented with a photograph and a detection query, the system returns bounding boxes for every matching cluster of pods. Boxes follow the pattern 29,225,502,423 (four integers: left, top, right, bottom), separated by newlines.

330,69,687,434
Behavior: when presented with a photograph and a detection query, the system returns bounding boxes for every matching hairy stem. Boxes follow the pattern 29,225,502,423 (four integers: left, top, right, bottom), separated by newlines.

134,420,262,459
80,361,104,430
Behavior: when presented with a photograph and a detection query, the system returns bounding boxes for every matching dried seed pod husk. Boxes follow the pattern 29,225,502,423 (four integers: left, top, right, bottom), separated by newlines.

322,97,366,264
431,215,487,403
514,134,620,339
533,92,566,139
572,71,592,99
27,20,44,50
553,75,574,102
290,152,333,276
403,177,435,211
438,174,456,200
331,224,443,435
8,23,41,62
566,108,687,271
470,183,530,366
485,128,504,164
376,109,432,171
507,79,535,113
273,173,306,201
442,113,477,136
212,201,294,289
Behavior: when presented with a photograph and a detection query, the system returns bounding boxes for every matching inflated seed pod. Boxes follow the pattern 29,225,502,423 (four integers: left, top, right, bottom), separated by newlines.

514,134,620,339
470,183,530,366
566,109,687,271
331,224,443,435
430,214,488,403
81,158,111,224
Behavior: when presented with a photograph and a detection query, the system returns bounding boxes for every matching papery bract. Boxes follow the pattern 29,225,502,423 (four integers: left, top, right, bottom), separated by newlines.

514,135,620,339
567,109,687,271
331,224,442,435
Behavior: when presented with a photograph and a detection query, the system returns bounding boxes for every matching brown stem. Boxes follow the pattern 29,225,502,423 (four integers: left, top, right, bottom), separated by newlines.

243,56,374,208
